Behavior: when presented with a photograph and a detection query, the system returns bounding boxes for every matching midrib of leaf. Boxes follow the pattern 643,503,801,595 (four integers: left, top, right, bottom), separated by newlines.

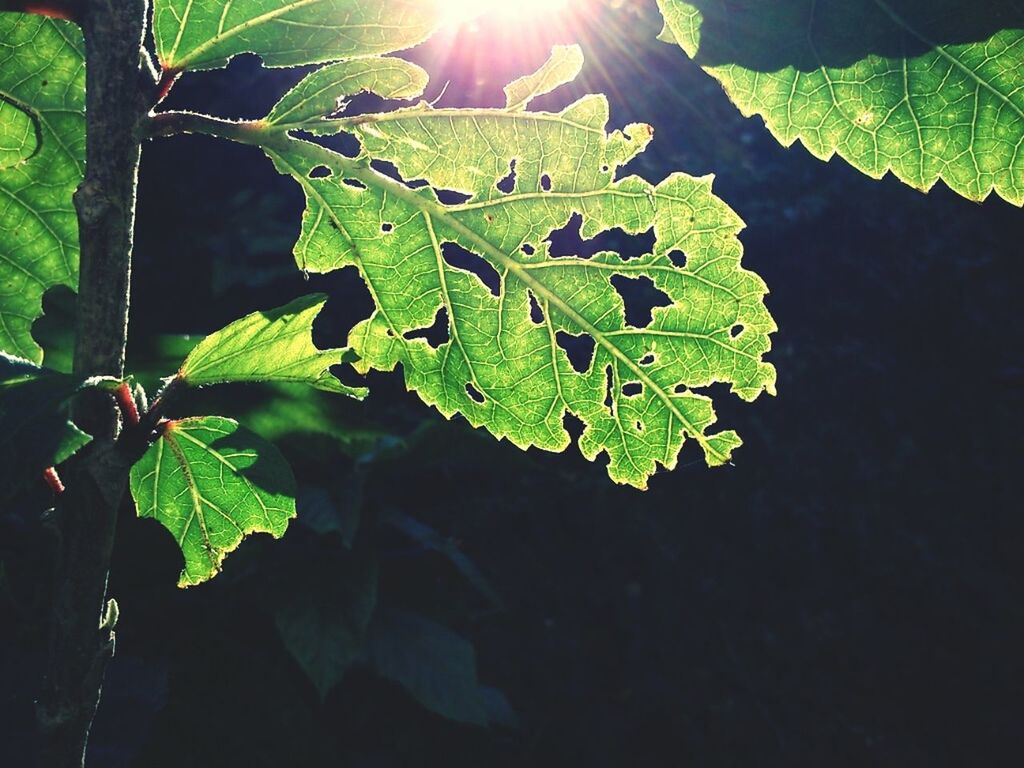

341,107,607,138
166,0,325,68
159,427,218,566
180,322,318,378
172,423,278,530
269,139,727,462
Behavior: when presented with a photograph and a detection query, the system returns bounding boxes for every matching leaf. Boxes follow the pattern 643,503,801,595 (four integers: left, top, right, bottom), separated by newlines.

264,47,776,489
129,416,296,587
267,57,428,132
655,0,1024,206
273,546,378,698
0,352,91,499
153,0,442,72
0,14,85,361
364,607,510,727
503,43,584,111
176,293,366,396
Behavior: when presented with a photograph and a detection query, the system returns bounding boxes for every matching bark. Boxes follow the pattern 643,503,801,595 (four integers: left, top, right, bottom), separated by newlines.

35,1,148,766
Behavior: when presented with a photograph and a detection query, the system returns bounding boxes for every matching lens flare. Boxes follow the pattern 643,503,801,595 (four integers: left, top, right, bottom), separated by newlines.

440,0,572,26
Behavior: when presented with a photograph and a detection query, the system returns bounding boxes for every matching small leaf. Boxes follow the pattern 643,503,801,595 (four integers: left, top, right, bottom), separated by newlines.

0,14,85,361
365,608,509,726
503,43,584,111
267,57,428,132
129,416,296,587
177,294,366,397
0,352,92,499
655,0,1024,206
153,0,442,71
273,547,378,698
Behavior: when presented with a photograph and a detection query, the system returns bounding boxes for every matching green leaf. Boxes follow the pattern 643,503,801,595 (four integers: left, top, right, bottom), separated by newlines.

273,547,378,698
503,43,584,111
129,416,296,587
153,0,443,72
265,47,776,489
655,0,1024,206
176,293,366,397
0,352,91,499
267,57,428,132
365,608,511,727
0,14,85,361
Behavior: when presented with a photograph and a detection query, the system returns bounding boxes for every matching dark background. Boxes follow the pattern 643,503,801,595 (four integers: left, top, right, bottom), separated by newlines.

3,1,1023,765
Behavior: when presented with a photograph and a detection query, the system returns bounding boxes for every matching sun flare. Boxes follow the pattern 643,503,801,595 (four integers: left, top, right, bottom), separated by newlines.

440,0,572,26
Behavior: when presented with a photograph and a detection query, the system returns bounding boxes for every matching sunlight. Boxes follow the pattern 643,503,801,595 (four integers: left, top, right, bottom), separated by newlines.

440,0,572,27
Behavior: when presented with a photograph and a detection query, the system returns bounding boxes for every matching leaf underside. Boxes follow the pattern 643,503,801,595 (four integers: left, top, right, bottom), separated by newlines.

177,293,366,397
266,45,776,488
153,0,443,71
129,416,296,587
656,0,1024,206
0,14,85,362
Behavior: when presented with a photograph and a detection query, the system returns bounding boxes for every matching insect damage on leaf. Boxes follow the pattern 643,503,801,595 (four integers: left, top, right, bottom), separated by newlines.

129,416,296,587
0,14,85,362
176,293,366,397
262,45,776,489
655,0,1024,206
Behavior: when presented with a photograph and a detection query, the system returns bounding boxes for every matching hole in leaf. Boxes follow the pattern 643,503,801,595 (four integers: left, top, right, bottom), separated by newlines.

668,250,688,268
640,352,656,366
622,382,643,398
636,421,643,432
381,222,394,233
603,366,614,414
528,291,545,324
562,412,585,441
465,382,485,403
601,164,609,173
521,243,536,256
540,173,552,191
610,275,672,328
342,178,367,190
547,214,655,260
370,158,407,184
403,307,449,348
496,159,516,193
308,165,332,179
441,242,501,296
730,324,744,339
556,331,595,374
435,188,472,205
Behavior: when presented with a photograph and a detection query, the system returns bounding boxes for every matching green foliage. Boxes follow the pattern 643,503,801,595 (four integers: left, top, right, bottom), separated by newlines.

655,0,1024,205
153,0,442,71
263,46,776,489
0,15,84,361
0,352,91,499
177,293,365,396
129,416,296,587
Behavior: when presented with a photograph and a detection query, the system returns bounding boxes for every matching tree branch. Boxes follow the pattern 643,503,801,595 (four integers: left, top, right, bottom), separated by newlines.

36,1,149,766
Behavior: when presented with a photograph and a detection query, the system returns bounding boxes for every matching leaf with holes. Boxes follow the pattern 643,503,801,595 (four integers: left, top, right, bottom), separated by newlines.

261,45,776,489
153,0,442,72
177,293,366,396
0,14,85,361
655,0,1024,206
129,416,296,587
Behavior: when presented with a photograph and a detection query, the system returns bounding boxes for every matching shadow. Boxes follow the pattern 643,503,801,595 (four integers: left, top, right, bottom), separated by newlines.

681,0,1024,71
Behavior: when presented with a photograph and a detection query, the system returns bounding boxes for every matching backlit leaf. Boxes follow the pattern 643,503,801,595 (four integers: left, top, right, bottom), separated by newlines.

177,293,366,397
0,14,85,361
129,416,296,587
264,48,776,489
656,0,1024,205
154,0,442,71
